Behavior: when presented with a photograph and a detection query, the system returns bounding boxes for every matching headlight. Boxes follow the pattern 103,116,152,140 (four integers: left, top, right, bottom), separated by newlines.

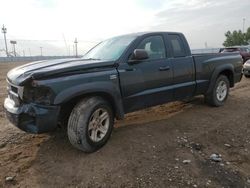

23,84,54,105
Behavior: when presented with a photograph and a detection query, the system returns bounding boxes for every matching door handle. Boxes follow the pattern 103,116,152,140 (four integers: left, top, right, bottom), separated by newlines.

159,66,170,71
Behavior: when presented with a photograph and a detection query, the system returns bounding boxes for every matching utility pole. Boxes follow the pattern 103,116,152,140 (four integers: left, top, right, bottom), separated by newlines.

1,25,9,57
74,38,78,57
243,18,246,33
40,47,43,56
205,42,208,48
10,40,17,57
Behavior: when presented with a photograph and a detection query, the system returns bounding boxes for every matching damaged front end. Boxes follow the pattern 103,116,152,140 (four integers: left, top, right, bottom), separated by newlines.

4,79,60,134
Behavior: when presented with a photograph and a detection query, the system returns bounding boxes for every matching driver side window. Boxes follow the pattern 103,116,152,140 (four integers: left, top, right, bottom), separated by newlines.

137,36,166,60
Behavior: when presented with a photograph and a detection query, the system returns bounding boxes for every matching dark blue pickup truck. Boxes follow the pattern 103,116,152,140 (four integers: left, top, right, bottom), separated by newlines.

4,32,243,152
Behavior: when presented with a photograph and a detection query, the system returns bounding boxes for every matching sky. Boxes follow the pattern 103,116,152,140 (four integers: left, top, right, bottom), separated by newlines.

0,0,250,56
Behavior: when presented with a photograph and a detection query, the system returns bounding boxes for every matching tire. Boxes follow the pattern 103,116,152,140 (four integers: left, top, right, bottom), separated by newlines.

67,96,114,152
244,74,250,78
205,75,230,107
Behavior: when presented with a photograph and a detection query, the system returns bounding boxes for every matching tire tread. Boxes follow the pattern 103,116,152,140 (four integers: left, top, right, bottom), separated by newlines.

67,97,113,152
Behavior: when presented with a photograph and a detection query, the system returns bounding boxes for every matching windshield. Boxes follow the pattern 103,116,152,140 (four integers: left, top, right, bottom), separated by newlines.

241,48,250,52
82,35,136,61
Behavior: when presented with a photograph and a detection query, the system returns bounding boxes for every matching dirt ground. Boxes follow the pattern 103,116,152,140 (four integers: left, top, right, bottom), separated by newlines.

0,62,250,188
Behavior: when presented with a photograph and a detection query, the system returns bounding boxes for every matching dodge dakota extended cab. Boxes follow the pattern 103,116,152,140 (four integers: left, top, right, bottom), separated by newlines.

4,32,243,152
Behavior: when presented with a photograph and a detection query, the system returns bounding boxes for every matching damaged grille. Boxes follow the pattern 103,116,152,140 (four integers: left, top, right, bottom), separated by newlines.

7,80,24,107
10,85,18,94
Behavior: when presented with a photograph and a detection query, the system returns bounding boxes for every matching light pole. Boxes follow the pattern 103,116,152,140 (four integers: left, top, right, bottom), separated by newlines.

1,25,9,57
243,18,246,33
205,42,208,48
74,38,78,57
10,40,17,57
40,47,43,56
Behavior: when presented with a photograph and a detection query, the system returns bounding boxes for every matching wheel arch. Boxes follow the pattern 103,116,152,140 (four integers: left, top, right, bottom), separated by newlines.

220,69,234,87
54,82,125,122
206,64,234,94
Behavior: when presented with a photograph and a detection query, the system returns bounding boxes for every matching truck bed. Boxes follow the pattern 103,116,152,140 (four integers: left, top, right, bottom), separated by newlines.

192,52,243,95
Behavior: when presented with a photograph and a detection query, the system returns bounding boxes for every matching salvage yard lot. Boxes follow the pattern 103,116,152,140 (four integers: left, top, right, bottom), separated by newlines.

0,62,250,187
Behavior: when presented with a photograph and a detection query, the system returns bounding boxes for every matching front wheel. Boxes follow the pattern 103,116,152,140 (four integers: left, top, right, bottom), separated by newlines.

205,75,230,107
67,97,114,152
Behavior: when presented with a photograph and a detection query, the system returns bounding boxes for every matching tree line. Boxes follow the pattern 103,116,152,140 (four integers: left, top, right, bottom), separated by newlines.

223,27,250,47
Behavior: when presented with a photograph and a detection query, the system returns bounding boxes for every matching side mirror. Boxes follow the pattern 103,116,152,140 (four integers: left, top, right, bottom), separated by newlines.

130,49,149,62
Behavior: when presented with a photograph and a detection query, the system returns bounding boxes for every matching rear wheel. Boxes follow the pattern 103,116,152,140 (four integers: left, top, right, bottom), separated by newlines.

205,75,230,106
67,96,114,152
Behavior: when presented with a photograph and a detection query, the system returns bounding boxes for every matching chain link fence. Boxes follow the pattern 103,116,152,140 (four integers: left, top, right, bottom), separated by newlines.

0,56,77,63
0,38,99,58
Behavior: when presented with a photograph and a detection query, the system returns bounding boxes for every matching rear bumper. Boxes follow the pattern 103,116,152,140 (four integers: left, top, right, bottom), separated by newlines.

4,98,60,133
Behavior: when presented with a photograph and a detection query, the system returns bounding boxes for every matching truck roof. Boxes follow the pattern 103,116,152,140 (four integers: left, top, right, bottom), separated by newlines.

117,31,183,38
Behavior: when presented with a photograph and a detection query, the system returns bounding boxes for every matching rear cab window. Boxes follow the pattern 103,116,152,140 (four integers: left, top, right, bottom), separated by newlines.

168,34,187,57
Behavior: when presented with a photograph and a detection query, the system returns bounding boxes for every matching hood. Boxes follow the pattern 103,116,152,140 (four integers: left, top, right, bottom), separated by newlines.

7,58,116,85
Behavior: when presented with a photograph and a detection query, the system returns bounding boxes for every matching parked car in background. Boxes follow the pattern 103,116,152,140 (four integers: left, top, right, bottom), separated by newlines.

243,59,250,78
220,46,250,62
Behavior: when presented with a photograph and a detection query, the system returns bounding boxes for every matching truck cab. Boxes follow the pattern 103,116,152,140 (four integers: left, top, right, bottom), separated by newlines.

117,32,195,112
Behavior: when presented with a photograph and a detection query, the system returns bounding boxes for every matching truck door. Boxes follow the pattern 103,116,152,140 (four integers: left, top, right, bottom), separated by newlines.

167,34,196,100
118,35,173,113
